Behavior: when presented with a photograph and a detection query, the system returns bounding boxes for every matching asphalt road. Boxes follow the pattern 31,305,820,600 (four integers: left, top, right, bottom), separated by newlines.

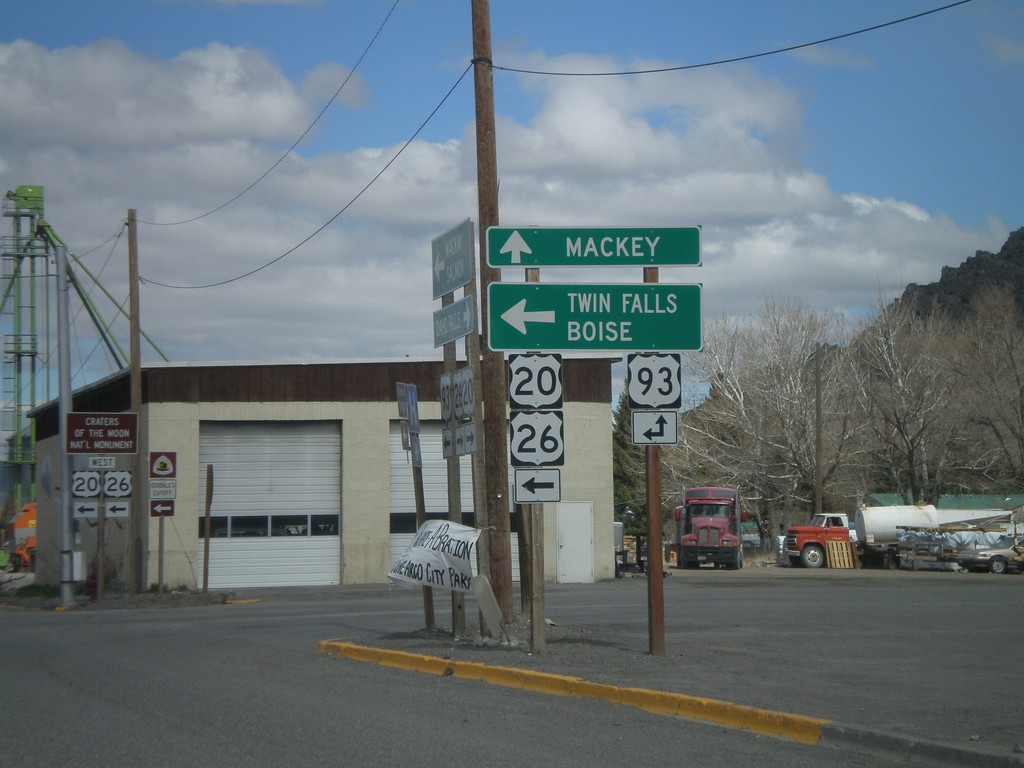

2,565,1022,767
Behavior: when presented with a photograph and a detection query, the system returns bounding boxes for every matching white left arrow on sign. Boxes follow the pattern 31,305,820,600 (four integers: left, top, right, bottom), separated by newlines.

500,299,556,334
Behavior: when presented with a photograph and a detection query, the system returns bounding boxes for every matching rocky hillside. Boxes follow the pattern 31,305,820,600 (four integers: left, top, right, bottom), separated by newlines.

897,227,1024,320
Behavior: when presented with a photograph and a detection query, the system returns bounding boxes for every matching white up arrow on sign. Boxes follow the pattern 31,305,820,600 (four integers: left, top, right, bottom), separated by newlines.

498,230,532,265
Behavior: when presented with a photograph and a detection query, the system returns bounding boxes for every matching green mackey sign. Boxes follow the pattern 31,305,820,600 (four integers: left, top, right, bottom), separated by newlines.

486,226,701,268
487,283,701,351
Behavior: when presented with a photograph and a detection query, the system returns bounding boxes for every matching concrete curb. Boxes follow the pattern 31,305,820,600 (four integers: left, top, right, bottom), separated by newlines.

318,640,826,744
318,640,1024,766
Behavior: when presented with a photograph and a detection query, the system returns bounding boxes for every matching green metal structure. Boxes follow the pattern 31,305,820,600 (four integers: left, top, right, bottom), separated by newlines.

1,185,168,515
1,185,48,511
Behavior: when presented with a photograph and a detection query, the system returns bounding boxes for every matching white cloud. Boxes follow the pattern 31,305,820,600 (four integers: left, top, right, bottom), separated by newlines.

300,62,370,110
0,40,310,149
0,41,1010,385
988,34,1024,64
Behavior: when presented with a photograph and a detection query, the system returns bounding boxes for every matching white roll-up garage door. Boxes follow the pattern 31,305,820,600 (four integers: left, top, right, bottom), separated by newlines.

197,421,342,588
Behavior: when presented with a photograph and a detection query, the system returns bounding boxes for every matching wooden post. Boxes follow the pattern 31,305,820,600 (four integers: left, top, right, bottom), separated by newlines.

815,344,823,517
442,296,465,637
202,464,213,594
530,504,545,653
412,458,435,630
644,266,665,656
96,476,106,601
521,266,545,651
158,516,165,594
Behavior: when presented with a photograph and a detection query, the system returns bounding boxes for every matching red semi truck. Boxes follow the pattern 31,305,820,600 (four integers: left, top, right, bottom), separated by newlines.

675,487,745,569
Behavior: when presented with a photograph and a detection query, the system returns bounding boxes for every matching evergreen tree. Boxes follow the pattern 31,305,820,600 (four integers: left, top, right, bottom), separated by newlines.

612,388,646,534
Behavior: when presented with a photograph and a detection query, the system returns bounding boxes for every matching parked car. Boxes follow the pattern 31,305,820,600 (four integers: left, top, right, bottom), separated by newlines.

956,537,1024,574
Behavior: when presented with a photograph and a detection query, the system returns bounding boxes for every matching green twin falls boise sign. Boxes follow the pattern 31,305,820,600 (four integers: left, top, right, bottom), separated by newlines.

486,283,702,352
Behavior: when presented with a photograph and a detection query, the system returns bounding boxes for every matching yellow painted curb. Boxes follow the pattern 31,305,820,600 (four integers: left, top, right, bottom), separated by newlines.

318,640,828,744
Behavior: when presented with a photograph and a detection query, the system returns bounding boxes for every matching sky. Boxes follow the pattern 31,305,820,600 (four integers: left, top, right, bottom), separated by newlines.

0,0,1021,393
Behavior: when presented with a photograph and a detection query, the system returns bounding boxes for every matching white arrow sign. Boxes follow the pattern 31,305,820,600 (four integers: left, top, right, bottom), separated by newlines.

433,295,475,347
513,468,561,504
498,230,532,265
72,500,99,520
431,219,474,299
631,410,678,446
500,298,556,334
105,501,130,519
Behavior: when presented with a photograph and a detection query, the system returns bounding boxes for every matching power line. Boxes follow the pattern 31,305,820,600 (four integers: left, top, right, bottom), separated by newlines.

491,0,974,77
140,62,474,290
139,0,972,290
138,0,400,227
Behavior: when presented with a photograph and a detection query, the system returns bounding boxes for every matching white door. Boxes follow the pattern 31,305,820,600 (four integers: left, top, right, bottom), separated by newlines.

556,501,594,583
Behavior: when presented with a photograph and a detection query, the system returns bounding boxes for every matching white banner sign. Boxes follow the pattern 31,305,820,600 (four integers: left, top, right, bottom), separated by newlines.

388,520,480,593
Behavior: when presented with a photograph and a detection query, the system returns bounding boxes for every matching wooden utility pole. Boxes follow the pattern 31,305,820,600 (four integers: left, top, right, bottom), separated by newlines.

127,209,145,593
471,0,513,621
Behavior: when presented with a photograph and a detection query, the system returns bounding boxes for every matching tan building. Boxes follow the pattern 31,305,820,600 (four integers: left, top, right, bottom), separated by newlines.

29,357,615,591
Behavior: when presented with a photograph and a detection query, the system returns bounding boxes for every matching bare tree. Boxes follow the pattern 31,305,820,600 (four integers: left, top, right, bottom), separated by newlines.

955,285,1024,488
665,299,860,530
850,296,987,503
748,299,861,506
667,313,762,490
652,286,1019,521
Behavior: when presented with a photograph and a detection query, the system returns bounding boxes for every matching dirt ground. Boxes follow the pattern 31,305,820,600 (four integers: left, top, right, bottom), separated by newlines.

0,572,232,610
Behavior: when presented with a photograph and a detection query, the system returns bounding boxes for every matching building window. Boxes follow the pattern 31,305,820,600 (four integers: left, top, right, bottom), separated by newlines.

199,514,340,538
311,514,339,535
271,515,308,536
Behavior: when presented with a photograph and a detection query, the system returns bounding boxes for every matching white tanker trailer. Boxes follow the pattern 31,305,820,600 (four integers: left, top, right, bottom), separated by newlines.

855,505,1012,567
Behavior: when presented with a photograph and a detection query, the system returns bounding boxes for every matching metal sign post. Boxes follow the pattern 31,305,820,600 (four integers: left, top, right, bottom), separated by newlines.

432,220,485,638
397,382,434,630
487,218,701,657
149,452,177,594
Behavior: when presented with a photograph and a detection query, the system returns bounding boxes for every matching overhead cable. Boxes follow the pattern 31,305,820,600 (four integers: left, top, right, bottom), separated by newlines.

139,0,972,290
138,0,400,227
140,62,474,290
491,0,974,77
